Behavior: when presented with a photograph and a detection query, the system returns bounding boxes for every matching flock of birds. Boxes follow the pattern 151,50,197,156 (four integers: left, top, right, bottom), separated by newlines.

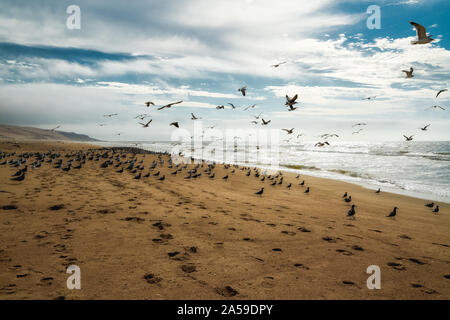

76,22,446,148
1,141,443,222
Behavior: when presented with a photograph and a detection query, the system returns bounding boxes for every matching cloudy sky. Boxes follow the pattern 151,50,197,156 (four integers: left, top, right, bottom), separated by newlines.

0,0,449,141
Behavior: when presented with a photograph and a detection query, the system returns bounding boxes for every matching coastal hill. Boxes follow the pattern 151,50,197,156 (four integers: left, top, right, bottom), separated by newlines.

0,124,99,142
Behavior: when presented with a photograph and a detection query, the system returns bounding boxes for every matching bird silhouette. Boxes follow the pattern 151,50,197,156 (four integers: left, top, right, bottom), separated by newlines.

387,207,398,218
255,187,264,196
238,86,247,96
347,205,356,219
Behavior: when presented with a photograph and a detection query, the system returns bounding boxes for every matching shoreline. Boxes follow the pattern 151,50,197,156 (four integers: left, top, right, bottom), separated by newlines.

96,140,450,204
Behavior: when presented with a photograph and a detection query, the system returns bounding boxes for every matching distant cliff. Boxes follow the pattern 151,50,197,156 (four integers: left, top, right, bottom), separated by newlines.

0,124,99,142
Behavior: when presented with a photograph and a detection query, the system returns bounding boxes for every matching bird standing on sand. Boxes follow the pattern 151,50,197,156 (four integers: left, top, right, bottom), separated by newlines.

238,86,247,96
387,207,398,218
304,187,310,194
255,187,264,196
433,205,439,214
402,67,414,78
347,205,356,219
425,202,434,208
342,192,347,198
11,173,25,181
375,188,381,194
344,196,352,203
409,21,434,45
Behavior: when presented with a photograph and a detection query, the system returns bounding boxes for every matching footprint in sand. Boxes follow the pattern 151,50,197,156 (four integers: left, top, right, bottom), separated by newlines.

351,245,364,251
387,262,406,271
123,217,145,223
181,264,197,273
49,204,65,211
298,227,311,233
336,249,353,256
216,286,238,297
1,205,18,210
294,263,309,270
143,273,162,284
281,231,296,236
322,236,336,243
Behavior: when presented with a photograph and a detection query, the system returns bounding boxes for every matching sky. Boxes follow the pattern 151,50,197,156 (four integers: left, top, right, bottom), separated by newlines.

0,0,449,142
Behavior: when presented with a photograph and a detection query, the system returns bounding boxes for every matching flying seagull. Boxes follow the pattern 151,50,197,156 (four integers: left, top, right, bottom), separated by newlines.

436,89,448,98
228,103,238,109
427,105,446,110
409,21,434,45
271,61,287,68
362,96,377,100
139,119,153,128
261,118,271,125
403,135,414,141
402,67,414,78
282,128,294,134
191,113,201,120
253,112,262,119
145,101,155,107
315,141,330,147
238,86,247,96
216,105,225,110
170,122,180,128
352,123,367,127
285,94,298,107
244,104,257,111
104,113,118,117
419,124,431,131
157,100,183,110
352,129,363,135
50,125,60,131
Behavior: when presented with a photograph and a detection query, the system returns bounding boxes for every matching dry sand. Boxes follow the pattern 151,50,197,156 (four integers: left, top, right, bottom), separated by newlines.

0,140,449,300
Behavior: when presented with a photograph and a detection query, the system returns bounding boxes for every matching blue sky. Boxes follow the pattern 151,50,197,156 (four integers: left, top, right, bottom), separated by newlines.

0,0,449,141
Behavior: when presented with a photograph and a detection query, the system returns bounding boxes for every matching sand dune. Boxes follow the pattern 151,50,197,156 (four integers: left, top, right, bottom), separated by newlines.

0,124,98,142
0,141,449,299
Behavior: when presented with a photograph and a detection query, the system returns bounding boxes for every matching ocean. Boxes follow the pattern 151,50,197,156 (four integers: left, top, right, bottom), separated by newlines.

98,140,450,203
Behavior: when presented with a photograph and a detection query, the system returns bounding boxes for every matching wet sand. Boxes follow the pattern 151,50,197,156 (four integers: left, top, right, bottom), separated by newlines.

0,140,449,299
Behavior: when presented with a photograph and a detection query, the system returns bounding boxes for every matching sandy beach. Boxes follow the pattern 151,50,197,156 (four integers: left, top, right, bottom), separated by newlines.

0,140,449,300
